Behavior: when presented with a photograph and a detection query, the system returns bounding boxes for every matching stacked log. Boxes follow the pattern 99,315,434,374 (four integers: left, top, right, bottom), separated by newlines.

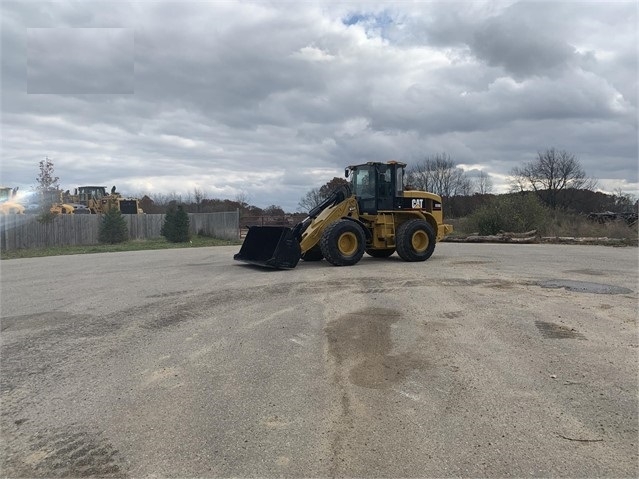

443,230,637,246
540,236,637,246
444,230,538,243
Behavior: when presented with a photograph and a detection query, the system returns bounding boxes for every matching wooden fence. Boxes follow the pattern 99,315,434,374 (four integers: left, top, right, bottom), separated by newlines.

0,211,239,251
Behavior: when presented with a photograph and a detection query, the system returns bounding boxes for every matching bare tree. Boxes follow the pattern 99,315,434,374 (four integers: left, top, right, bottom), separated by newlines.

298,187,324,212
612,188,637,213
509,173,529,193
193,187,205,213
234,190,250,208
510,148,597,209
35,156,59,192
298,177,349,212
35,156,61,210
152,191,183,206
476,171,493,194
406,153,472,197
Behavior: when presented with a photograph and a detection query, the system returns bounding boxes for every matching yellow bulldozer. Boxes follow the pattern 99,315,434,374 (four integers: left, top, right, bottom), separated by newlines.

51,186,143,215
234,161,453,269
0,187,25,215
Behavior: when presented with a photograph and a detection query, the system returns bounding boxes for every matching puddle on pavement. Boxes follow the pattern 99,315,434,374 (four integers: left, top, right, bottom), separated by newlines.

563,269,606,276
535,321,586,340
538,279,632,295
5,428,123,478
325,307,429,389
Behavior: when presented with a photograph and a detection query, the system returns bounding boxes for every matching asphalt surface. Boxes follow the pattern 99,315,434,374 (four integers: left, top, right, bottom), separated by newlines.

1,243,637,478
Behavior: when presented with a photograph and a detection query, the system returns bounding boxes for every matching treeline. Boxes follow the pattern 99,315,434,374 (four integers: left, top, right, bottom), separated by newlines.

446,188,637,219
138,187,637,221
137,195,287,217
137,145,638,222
33,150,636,223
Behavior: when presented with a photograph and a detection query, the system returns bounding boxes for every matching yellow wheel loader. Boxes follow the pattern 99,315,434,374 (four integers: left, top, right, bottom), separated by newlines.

234,161,453,269
50,203,76,214
51,186,143,215
76,186,143,214
0,187,25,215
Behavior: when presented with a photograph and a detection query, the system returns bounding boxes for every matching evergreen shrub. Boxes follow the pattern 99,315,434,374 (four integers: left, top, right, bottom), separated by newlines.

162,205,191,242
98,208,128,244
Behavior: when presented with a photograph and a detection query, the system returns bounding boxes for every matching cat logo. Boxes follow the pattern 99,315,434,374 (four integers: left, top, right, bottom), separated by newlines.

411,199,423,209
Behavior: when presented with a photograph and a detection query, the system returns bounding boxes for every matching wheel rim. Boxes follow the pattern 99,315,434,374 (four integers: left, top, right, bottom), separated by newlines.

338,232,358,256
411,230,429,252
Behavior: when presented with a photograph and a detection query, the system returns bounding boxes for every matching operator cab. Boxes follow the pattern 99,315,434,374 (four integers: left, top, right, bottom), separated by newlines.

77,186,107,204
346,161,406,214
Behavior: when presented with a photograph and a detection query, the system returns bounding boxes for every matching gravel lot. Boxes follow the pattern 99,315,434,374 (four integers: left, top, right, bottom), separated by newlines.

1,243,637,477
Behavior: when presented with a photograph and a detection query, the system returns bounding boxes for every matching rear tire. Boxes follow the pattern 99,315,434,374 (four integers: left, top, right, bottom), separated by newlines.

366,248,395,258
320,219,365,266
396,219,436,262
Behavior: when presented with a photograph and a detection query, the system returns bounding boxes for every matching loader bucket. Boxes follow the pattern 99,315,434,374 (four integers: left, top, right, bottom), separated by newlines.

234,226,301,269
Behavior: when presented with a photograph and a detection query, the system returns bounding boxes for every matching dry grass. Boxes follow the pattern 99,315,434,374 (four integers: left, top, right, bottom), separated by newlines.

544,212,638,239
449,212,638,242
1,235,241,260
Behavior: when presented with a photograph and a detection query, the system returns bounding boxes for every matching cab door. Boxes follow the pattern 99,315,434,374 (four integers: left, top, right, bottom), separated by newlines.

376,164,394,211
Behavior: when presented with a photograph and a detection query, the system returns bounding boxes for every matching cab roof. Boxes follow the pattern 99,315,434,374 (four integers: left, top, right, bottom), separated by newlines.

347,160,407,169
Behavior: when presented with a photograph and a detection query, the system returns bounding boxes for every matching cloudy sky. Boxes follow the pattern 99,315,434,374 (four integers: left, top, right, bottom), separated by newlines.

1,1,637,212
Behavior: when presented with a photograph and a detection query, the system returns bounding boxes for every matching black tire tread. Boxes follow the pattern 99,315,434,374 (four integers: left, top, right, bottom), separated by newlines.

396,219,436,262
320,219,365,266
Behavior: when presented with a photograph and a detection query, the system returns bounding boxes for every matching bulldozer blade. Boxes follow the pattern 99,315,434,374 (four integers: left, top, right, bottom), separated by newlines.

234,226,301,269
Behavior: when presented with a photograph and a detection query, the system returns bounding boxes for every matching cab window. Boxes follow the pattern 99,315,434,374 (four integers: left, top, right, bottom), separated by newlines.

352,166,375,198
396,167,403,195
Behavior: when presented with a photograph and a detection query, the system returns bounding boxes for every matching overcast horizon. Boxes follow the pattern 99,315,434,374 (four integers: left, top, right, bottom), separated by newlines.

1,1,637,212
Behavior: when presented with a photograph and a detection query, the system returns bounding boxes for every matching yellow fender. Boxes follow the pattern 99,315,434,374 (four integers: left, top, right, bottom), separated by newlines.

0,202,25,215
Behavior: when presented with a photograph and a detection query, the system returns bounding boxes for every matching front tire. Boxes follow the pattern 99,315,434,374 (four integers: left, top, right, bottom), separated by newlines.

396,219,436,262
320,219,365,266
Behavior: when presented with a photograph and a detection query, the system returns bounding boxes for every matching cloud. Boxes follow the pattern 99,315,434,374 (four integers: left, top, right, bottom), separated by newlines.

27,28,134,94
470,3,577,79
0,1,636,213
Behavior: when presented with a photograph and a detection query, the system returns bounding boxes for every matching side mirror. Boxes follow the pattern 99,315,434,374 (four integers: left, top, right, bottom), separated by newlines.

344,168,350,178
